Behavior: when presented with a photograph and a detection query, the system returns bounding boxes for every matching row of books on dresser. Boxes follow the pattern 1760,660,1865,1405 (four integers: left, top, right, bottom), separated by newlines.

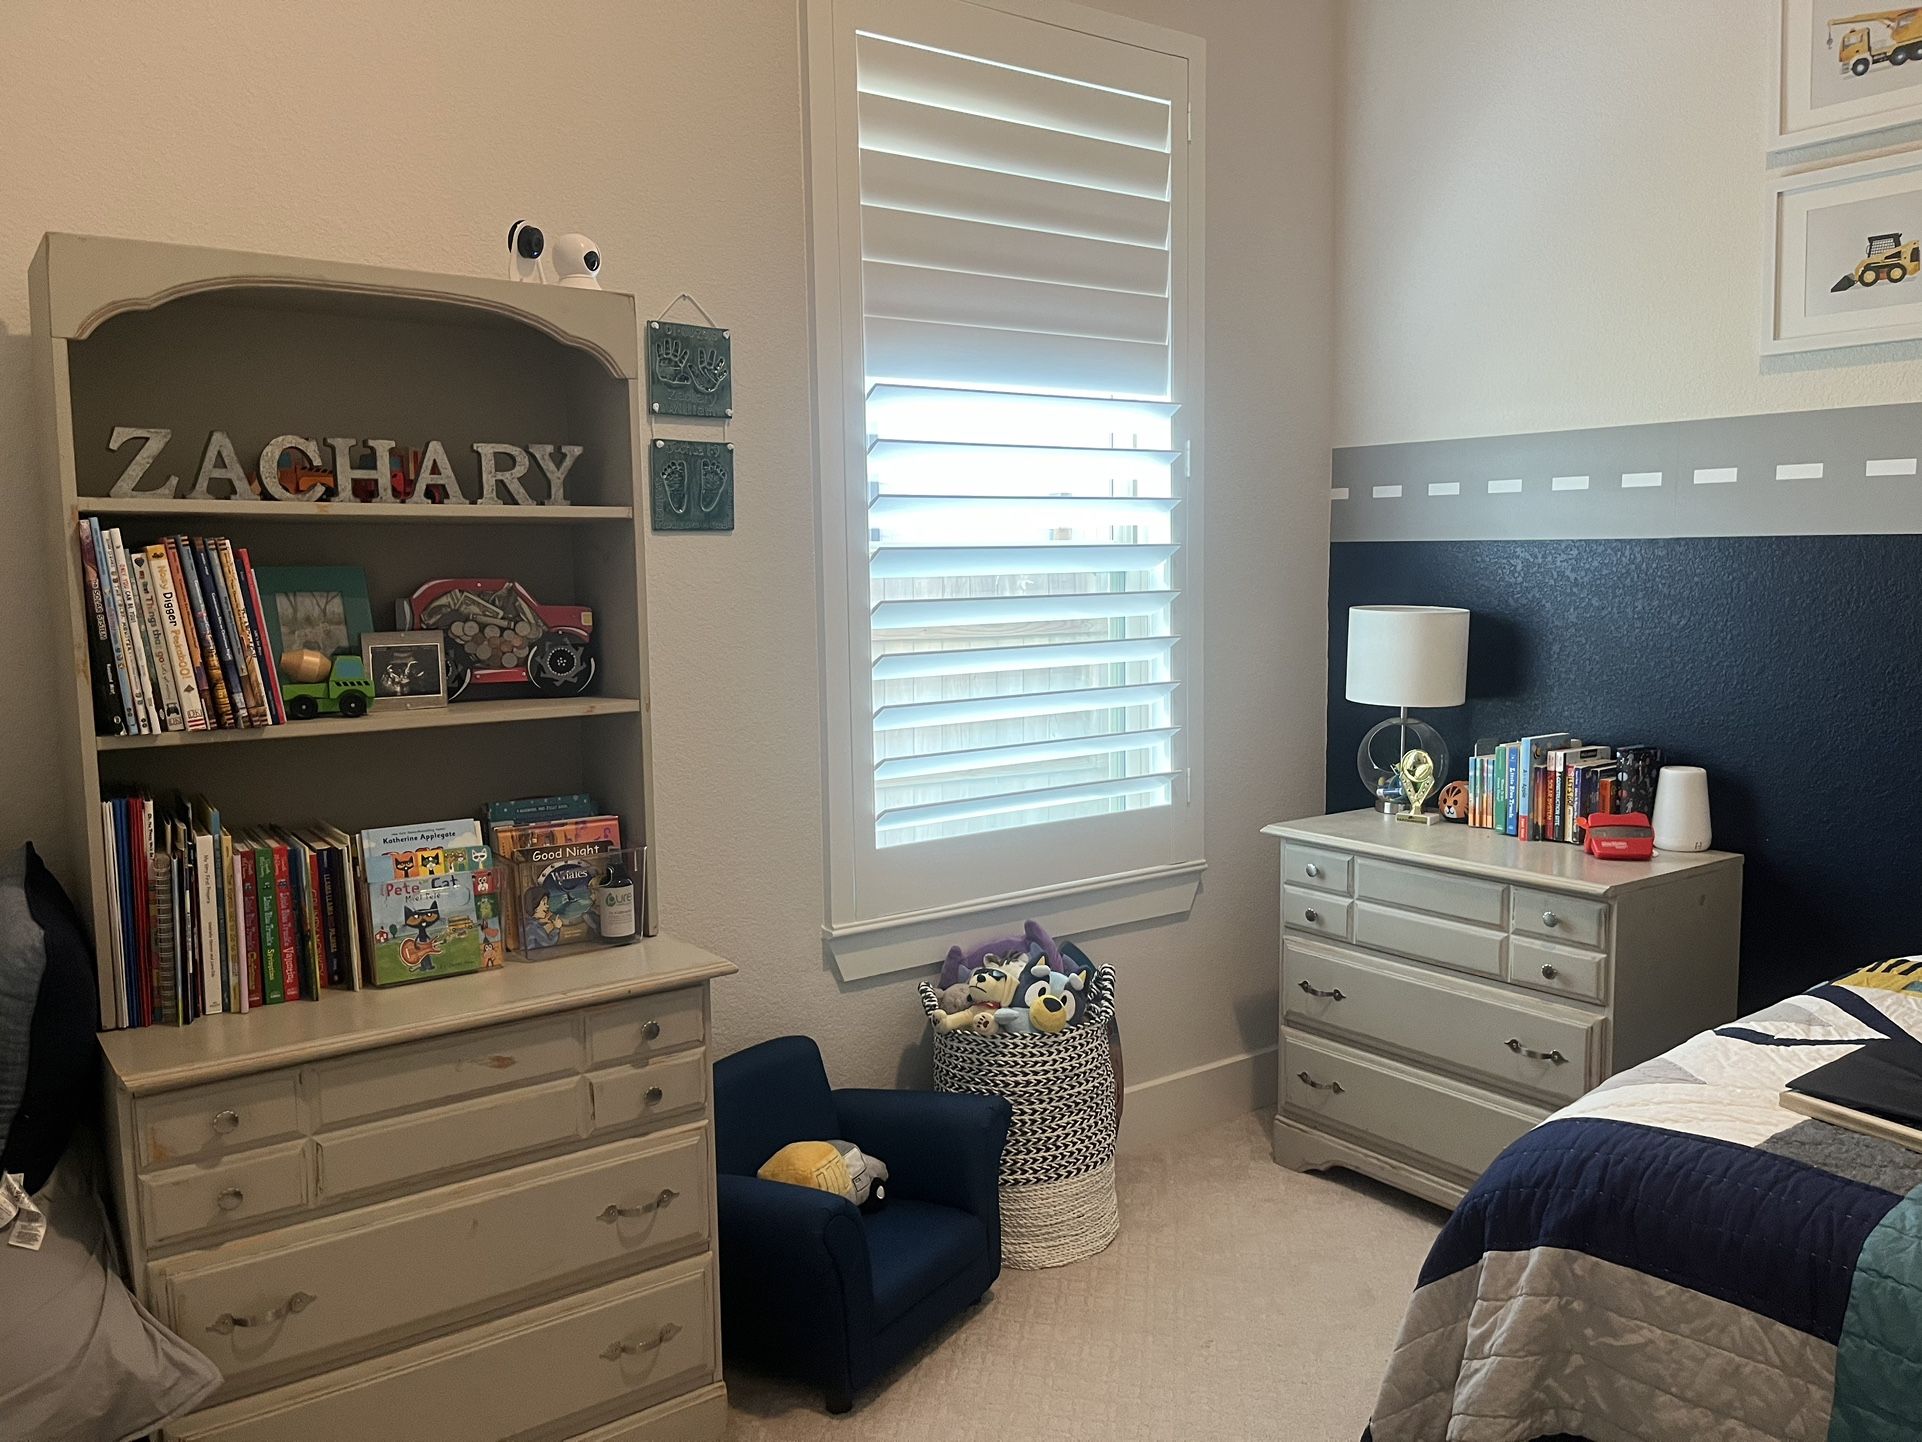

77,521,286,735
94,791,636,1030
1464,733,1662,843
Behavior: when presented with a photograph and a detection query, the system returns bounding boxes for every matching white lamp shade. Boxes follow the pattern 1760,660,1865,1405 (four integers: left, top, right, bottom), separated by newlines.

1345,606,1469,708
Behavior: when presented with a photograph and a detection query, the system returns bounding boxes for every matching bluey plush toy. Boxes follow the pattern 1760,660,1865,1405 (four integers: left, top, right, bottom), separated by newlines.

1024,956,1088,1033
932,954,1026,1032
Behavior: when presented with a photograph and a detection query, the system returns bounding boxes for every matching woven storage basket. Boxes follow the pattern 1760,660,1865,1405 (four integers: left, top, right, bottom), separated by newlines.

917,966,1119,1269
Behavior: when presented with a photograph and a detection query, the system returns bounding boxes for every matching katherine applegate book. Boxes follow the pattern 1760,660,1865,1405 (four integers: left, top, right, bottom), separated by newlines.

357,819,500,986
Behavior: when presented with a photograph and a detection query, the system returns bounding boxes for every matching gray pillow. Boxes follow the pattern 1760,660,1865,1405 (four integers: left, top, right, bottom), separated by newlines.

0,1142,221,1442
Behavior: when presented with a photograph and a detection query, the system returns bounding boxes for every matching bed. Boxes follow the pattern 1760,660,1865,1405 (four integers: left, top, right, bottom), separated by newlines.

1367,964,1922,1442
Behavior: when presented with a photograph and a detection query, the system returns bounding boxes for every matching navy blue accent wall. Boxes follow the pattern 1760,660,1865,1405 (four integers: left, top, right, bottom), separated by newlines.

1326,536,1922,1011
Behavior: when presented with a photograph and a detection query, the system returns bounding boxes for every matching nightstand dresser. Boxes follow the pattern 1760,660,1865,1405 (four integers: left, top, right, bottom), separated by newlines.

1262,810,1742,1209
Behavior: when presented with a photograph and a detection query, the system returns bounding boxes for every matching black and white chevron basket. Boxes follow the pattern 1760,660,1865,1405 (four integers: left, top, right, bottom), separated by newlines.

917,965,1119,1268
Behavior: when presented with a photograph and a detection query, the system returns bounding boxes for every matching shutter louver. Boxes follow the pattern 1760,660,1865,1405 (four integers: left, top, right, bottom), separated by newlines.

854,28,1185,849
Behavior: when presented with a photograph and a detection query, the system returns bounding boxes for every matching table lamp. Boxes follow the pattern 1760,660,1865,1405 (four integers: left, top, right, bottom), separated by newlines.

1346,605,1470,812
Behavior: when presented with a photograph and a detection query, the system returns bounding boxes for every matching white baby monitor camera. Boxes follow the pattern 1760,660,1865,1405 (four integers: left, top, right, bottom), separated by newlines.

552,233,603,289
507,220,546,283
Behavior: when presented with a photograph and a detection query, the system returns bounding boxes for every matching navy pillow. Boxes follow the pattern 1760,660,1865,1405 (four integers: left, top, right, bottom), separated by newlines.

0,845,99,1192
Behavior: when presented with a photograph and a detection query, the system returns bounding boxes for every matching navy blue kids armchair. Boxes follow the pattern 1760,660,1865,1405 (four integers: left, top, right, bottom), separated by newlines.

712,1035,1011,1413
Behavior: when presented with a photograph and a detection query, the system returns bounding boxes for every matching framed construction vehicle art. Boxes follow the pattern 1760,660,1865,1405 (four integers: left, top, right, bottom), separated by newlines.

1765,148,1922,352
1775,1,1922,150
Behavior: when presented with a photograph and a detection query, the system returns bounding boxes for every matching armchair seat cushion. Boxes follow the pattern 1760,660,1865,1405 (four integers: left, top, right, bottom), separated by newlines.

863,1200,988,1329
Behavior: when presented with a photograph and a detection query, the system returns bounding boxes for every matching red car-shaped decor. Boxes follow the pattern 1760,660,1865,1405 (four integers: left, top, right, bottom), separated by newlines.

398,579,596,699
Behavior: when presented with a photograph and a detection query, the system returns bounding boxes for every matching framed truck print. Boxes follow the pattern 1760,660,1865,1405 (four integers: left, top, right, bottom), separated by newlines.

1764,148,1922,351
1775,0,1922,150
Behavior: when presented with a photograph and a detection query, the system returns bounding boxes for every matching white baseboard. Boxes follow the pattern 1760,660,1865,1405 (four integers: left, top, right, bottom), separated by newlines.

1118,1046,1278,1154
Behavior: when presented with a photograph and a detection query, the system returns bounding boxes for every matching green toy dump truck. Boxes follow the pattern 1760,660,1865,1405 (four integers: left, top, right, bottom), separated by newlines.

282,654,373,720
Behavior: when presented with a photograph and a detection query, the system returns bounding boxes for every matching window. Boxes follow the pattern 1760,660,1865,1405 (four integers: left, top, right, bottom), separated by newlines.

806,0,1204,965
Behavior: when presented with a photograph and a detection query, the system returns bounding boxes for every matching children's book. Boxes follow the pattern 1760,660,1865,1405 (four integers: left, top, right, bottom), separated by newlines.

495,815,620,953
359,819,488,986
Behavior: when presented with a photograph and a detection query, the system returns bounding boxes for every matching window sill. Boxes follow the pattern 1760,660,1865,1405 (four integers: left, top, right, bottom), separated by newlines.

824,859,1206,981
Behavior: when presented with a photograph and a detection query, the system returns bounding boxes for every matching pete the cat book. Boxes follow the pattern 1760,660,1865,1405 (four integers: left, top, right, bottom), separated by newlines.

358,819,496,985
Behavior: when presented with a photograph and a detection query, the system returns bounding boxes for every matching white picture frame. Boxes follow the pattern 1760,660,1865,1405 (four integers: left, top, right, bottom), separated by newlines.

361,629,448,710
1763,148,1922,353
1775,0,1922,150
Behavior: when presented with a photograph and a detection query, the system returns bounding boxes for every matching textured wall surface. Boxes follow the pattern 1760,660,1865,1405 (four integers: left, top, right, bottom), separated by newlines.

1334,0,1922,447
1327,537,1922,1011
1,0,1335,1112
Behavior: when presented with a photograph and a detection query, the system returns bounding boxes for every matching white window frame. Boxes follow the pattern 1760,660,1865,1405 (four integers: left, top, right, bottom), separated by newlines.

804,0,1207,978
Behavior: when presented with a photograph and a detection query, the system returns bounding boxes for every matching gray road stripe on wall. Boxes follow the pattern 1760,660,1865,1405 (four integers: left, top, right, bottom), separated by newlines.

1331,402,1922,542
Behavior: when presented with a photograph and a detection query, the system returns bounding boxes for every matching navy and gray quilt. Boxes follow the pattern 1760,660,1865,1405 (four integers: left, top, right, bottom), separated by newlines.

1368,968,1922,1442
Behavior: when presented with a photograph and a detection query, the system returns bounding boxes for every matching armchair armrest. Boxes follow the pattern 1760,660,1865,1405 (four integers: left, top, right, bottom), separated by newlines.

714,1173,873,1393
833,1088,1011,1223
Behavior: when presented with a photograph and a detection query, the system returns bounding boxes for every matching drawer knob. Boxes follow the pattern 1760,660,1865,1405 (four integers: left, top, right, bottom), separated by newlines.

1302,908,1320,924
642,1020,662,1042
207,1291,315,1335
600,1188,680,1222
1296,1071,1345,1094
1540,964,1559,980
212,1109,241,1135
1305,863,1321,879
1296,980,1346,1001
1505,1038,1569,1064
1542,911,1560,928
216,1187,245,1212
644,1086,665,1106
601,1321,682,1361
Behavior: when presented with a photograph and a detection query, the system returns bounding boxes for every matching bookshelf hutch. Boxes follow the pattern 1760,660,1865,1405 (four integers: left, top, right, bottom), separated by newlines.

31,233,732,1440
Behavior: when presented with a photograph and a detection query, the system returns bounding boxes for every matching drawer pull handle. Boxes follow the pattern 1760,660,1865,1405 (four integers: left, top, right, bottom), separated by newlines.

600,1188,680,1222
1296,1071,1345,1094
601,1321,681,1361
1506,1038,1569,1064
642,1020,662,1041
1304,863,1321,879
1302,908,1320,924
1296,980,1346,1001
644,1085,665,1105
212,1109,241,1135
1542,911,1560,929
207,1291,315,1335
1540,964,1559,980
216,1187,245,1211
459,1054,519,1071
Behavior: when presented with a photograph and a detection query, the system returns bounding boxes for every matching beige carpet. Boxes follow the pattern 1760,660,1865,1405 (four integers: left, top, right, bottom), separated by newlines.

724,1112,1445,1441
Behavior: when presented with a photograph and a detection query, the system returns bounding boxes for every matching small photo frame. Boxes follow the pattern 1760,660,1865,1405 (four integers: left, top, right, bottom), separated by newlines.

361,630,448,710
1765,149,1922,353
1774,0,1922,151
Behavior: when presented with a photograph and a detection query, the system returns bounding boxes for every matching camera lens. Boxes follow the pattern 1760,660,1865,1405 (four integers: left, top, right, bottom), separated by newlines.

583,250,600,272
515,224,545,260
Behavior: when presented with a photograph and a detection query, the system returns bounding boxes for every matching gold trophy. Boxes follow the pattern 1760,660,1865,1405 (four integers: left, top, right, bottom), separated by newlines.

1394,748,1438,825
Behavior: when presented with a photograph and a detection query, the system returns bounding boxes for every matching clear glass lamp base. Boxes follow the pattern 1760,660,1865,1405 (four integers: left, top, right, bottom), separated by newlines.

1357,712,1448,813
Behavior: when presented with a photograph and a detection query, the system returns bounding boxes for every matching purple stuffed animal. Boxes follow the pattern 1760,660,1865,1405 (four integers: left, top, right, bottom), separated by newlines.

937,919,1068,991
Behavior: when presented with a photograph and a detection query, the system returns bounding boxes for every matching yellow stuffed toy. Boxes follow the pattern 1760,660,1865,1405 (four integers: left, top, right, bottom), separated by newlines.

759,1140,852,1198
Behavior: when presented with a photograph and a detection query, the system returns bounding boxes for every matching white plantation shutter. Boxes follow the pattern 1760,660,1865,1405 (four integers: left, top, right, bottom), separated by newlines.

809,0,1204,938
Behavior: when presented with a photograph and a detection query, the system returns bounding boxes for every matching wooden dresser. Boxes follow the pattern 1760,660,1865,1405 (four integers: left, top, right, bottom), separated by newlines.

97,941,734,1442
1262,810,1742,1209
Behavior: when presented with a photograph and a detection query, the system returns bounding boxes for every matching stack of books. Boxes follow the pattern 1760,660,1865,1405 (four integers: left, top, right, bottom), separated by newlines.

98,793,358,1030
1466,736,1658,843
77,522,284,736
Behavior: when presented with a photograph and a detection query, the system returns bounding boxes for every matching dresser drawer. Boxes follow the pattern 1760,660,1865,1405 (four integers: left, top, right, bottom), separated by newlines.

565,1385,727,1441
1356,859,1505,926
141,1140,310,1248
315,1076,587,1201
155,1130,712,1394
1283,941,1597,1103
1511,887,1608,950
1352,901,1506,979
1509,936,1607,1005
1283,886,1351,943
586,988,706,1068
137,1072,300,1171
1281,843,1352,896
309,1012,582,1128
589,1051,708,1136
1282,1032,1545,1181
166,1262,715,1442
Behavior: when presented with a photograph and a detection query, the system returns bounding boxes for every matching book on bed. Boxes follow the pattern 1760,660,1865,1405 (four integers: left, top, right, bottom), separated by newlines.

1780,1036,1922,1152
